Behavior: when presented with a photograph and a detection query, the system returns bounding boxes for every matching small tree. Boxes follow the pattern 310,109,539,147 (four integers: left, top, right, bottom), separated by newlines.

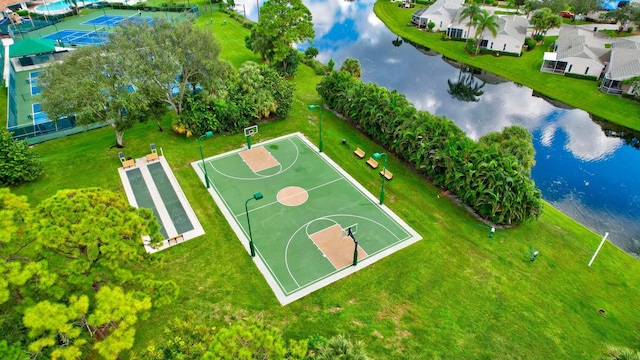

427,20,436,32
304,46,319,59
0,129,42,186
340,58,362,78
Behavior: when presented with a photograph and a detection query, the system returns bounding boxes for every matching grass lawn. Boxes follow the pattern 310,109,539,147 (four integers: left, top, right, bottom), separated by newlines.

8,8,640,359
374,1,640,132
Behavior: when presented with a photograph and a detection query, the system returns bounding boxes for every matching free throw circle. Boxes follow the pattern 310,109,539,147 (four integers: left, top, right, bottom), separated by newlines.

277,186,308,206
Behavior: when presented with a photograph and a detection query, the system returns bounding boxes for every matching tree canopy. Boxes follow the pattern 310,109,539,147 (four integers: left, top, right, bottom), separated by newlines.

0,188,174,359
249,0,314,75
38,18,232,147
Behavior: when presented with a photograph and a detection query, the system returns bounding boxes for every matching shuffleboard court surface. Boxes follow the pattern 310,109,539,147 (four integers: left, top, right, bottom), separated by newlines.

126,167,169,239
148,162,194,234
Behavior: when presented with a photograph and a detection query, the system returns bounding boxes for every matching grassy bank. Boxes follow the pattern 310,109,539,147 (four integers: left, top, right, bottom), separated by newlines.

374,1,640,132
10,9,640,359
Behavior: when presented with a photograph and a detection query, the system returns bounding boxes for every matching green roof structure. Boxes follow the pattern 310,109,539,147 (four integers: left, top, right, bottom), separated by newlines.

9,38,55,58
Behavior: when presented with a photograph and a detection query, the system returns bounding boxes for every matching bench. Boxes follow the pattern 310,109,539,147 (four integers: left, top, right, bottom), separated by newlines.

380,169,393,181
167,234,184,245
122,159,135,169
366,157,379,169
354,147,366,159
146,152,159,162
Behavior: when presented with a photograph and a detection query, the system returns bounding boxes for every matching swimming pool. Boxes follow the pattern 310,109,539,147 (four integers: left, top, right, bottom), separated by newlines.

34,0,102,14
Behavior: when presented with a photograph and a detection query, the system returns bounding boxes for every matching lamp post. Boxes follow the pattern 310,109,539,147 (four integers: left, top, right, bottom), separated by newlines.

245,192,264,257
198,131,213,188
372,152,387,205
308,105,323,152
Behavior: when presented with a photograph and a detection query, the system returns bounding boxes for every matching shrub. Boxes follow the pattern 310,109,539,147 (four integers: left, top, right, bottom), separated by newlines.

534,34,544,42
0,129,43,186
564,72,598,81
525,38,537,50
314,63,326,75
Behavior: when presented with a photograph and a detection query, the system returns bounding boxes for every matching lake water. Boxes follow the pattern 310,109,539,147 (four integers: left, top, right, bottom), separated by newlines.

239,0,640,257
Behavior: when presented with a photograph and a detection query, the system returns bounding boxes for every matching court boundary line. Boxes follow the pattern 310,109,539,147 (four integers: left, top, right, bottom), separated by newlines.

190,133,422,305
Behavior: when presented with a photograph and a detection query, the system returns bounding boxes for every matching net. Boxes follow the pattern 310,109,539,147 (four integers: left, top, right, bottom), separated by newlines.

69,27,108,45
340,224,358,239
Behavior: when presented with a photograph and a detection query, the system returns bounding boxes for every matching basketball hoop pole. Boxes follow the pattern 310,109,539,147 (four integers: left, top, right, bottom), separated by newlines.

348,228,359,266
245,192,264,257
247,134,252,149
198,131,213,188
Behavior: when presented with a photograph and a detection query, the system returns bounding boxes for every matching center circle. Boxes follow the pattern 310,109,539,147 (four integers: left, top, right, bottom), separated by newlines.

277,186,308,206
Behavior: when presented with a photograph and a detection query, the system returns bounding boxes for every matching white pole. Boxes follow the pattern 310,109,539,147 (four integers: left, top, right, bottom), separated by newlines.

588,232,609,267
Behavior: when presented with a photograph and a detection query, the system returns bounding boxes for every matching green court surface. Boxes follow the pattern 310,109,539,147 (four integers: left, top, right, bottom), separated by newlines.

119,155,204,253
192,133,422,305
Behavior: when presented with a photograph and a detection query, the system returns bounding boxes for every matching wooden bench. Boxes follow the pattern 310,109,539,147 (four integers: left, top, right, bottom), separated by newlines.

146,152,159,162
167,234,184,245
366,157,379,169
122,159,135,169
380,169,393,181
353,147,366,159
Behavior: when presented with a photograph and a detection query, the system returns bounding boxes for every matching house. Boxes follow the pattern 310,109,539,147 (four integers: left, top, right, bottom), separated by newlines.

449,14,528,55
411,0,464,31
540,27,609,78
600,39,640,94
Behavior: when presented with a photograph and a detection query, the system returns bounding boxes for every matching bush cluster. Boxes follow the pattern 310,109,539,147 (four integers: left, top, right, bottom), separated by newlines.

0,129,43,186
316,71,542,225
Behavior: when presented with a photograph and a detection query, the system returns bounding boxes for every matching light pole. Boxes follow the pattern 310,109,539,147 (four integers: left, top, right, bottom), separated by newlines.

372,152,387,205
245,192,264,257
198,131,213,188
308,105,323,152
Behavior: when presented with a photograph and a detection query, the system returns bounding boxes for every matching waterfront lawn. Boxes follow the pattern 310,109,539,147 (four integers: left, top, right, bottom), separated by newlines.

374,1,640,132
9,10,640,359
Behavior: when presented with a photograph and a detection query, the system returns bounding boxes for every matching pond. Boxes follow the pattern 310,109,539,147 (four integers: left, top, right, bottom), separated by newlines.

239,0,640,257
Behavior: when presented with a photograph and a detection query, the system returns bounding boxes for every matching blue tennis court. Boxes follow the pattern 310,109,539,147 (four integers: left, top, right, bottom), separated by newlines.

41,29,109,46
31,103,50,125
30,71,41,95
82,14,155,26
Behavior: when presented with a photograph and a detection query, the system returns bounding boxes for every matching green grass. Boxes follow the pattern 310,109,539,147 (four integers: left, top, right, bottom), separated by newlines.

9,9,640,359
374,1,640,132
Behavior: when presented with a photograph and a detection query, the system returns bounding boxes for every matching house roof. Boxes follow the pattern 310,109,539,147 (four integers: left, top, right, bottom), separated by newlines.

0,0,21,11
418,0,464,18
607,40,640,81
9,38,56,58
482,14,528,42
555,27,609,65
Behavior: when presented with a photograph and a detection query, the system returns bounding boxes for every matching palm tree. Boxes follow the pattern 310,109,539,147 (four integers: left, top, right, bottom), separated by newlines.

392,35,403,47
599,344,640,360
604,7,632,32
473,10,499,55
458,3,483,42
316,334,369,360
340,58,362,78
447,68,485,102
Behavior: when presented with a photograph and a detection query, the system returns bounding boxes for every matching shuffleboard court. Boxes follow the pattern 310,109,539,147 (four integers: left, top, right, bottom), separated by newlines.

192,132,422,305
119,155,204,253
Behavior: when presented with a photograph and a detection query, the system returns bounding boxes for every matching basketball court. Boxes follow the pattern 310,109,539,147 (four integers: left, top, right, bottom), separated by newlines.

192,132,422,305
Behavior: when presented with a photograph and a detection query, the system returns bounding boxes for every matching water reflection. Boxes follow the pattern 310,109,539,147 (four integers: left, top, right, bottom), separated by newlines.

447,67,485,103
241,0,640,256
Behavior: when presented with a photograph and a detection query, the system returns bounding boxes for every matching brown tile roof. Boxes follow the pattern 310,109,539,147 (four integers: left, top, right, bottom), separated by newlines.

0,0,22,11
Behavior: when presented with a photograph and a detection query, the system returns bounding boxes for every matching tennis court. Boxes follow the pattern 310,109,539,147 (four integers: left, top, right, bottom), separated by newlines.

119,154,205,253
30,103,49,125
41,29,109,46
82,14,155,27
29,71,41,95
192,133,422,305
